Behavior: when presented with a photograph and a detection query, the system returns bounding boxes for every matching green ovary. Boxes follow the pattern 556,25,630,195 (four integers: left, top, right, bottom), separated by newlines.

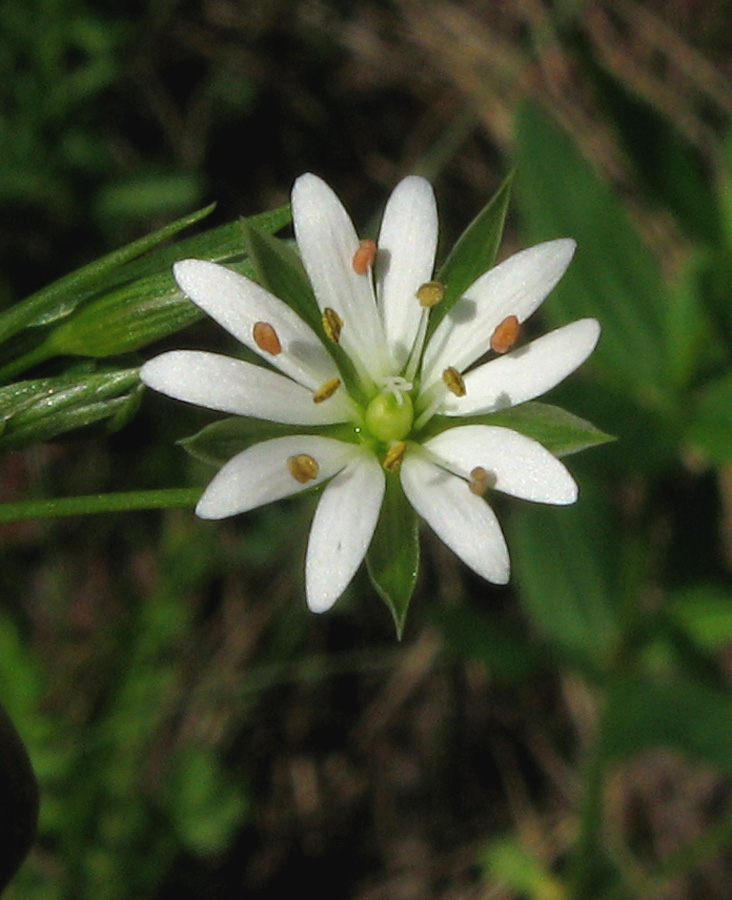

364,391,414,442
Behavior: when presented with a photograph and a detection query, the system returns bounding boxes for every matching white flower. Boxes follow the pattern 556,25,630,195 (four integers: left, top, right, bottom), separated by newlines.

140,174,600,613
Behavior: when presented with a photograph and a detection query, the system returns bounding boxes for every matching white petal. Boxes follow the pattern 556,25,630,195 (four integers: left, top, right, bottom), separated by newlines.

140,350,353,425
400,449,510,584
375,176,438,369
173,259,337,390
423,425,577,504
306,453,385,613
292,173,389,379
422,239,576,383
439,318,601,416
196,435,359,520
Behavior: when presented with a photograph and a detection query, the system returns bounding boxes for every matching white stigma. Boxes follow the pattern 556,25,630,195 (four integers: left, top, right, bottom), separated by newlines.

379,375,413,407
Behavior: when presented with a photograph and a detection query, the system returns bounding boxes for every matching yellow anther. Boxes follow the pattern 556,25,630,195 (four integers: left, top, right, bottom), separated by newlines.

416,281,446,308
312,377,342,403
383,441,407,471
322,308,344,343
490,315,521,354
442,366,466,397
253,321,282,355
469,466,496,496
352,239,377,274
287,454,320,484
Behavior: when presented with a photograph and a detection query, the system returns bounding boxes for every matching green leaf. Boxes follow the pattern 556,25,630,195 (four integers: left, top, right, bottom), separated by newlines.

514,104,669,397
686,371,732,465
600,677,732,775
430,170,513,338
0,367,141,450
113,204,291,287
667,585,732,650
366,471,420,638
422,401,613,457
507,479,622,667
0,204,216,343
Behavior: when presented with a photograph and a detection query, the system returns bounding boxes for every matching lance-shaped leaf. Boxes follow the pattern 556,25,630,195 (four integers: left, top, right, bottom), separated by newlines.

0,204,216,342
367,471,420,638
0,368,141,450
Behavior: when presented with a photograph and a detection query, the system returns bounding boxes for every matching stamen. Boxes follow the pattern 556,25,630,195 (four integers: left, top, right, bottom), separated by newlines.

287,454,320,484
313,377,342,403
416,281,446,308
383,441,407,471
469,466,496,496
253,321,282,355
322,308,344,343
490,315,521,354
442,367,466,397
352,239,377,275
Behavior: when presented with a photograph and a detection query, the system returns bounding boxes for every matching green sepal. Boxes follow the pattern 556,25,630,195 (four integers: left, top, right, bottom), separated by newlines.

241,221,321,333
428,170,513,339
0,204,216,343
0,367,141,450
366,471,420,638
241,222,364,402
180,415,358,468
421,401,613,458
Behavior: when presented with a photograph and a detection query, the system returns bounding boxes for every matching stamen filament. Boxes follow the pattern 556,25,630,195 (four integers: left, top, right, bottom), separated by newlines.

404,307,429,384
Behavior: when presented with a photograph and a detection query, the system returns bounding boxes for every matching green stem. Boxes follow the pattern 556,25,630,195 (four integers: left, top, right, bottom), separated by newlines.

0,488,202,522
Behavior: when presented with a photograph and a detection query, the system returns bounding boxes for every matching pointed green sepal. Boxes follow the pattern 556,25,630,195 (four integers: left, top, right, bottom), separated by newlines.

422,401,614,458
429,170,513,339
366,471,420,638
179,416,356,468
241,222,364,402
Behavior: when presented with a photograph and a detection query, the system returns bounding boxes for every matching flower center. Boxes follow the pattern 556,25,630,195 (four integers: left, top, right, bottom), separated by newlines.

364,379,414,442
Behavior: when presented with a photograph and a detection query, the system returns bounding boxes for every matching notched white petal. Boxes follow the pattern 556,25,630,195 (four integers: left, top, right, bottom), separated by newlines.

439,318,600,416
140,350,352,425
173,258,336,390
195,435,359,520
424,425,578,505
422,238,576,383
306,452,385,613
400,451,510,584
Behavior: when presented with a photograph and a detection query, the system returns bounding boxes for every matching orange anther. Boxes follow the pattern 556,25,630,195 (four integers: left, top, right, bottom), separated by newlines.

253,321,282,355
490,315,521,354
352,239,377,275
